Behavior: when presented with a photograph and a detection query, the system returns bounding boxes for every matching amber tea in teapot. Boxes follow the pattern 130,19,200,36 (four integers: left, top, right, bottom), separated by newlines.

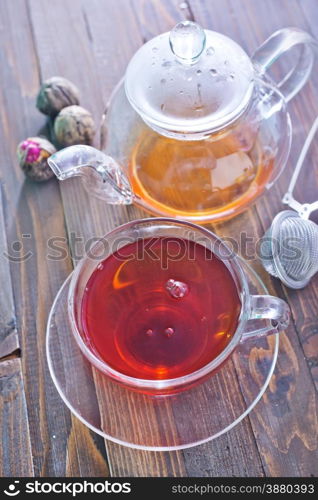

129,126,274,220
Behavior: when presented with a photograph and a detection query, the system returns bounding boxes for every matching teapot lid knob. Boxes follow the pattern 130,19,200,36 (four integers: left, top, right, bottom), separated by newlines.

125,22,254,137
169,21,206,63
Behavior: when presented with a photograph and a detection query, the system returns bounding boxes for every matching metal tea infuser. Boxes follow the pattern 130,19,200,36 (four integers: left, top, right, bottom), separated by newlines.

261,116,318,289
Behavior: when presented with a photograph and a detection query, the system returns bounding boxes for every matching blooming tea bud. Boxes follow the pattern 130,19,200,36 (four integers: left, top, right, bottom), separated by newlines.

54,105,96,147
36,77,80,117
17,137,56,182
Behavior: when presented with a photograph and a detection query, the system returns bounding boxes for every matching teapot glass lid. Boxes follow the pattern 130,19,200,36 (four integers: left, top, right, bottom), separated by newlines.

125,21,254,135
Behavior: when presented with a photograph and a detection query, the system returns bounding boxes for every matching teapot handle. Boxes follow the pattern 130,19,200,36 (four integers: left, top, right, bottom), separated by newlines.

252,28,317,102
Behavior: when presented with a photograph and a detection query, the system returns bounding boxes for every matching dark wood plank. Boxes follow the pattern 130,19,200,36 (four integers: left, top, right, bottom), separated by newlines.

131,0,193,38
219,0,318,396
189,0,318,477
0,0,109,476
296,0,318,391
25,0,318,477
224,0,318,386
28,0,189,477
127,0,266,478
0,358,33,476
51,0,263,477
27,0,186,478
0,189,19,358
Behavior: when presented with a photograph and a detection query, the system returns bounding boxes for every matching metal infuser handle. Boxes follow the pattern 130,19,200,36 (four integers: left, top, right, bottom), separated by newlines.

282,116,318,219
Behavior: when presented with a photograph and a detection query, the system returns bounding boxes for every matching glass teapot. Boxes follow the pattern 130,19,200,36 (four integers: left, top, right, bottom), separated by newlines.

48,22,317,223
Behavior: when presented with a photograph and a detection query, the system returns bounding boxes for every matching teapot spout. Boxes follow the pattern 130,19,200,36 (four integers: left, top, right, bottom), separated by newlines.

48,145,133,205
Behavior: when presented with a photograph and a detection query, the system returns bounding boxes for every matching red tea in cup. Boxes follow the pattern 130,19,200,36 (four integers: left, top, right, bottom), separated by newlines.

80,237,241,380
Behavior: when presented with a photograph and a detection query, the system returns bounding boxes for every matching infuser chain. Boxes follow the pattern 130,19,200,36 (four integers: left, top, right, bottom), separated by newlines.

282,116,318,219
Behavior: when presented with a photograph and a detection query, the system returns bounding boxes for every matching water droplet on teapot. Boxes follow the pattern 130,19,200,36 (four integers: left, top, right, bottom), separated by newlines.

224,60,229,65
97,263,104,270
179,90,184,94
160,78,166,84
152,46,158,52
162,60,172,68
206,46,215,56
196,69,202,75
148,85,152,90
210,68,217,75
164,327,174,338
230,73,235,80
179,1,188,9
146,328,154,336
165,279,189,298
187,75,192,82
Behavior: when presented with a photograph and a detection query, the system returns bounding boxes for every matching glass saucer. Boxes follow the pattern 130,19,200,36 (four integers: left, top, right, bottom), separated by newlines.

46,259,278,451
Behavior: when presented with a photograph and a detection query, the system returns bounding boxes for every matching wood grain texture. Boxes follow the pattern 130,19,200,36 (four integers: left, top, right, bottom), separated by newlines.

255,0,318,393
29,0,318,477
0,189,19,358
0,0,109,476
126,0,266,478
28,0,268,477
28,0,188,478
189,0,318,477
0,358,33,476
0,0,317,477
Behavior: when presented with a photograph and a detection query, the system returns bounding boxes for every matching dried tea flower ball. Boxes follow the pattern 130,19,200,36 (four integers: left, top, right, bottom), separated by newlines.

17,137,56,182
54,105,96,147
36,77,80,117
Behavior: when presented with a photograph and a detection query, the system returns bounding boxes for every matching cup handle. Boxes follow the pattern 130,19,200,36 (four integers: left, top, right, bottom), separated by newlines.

241,295,290,342
252,28,317,102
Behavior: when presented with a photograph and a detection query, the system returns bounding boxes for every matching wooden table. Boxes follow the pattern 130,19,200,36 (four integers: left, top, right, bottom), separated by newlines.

0,0,317,478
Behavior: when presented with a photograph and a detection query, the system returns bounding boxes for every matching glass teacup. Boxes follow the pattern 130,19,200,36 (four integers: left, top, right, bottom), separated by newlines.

68,218,289,395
